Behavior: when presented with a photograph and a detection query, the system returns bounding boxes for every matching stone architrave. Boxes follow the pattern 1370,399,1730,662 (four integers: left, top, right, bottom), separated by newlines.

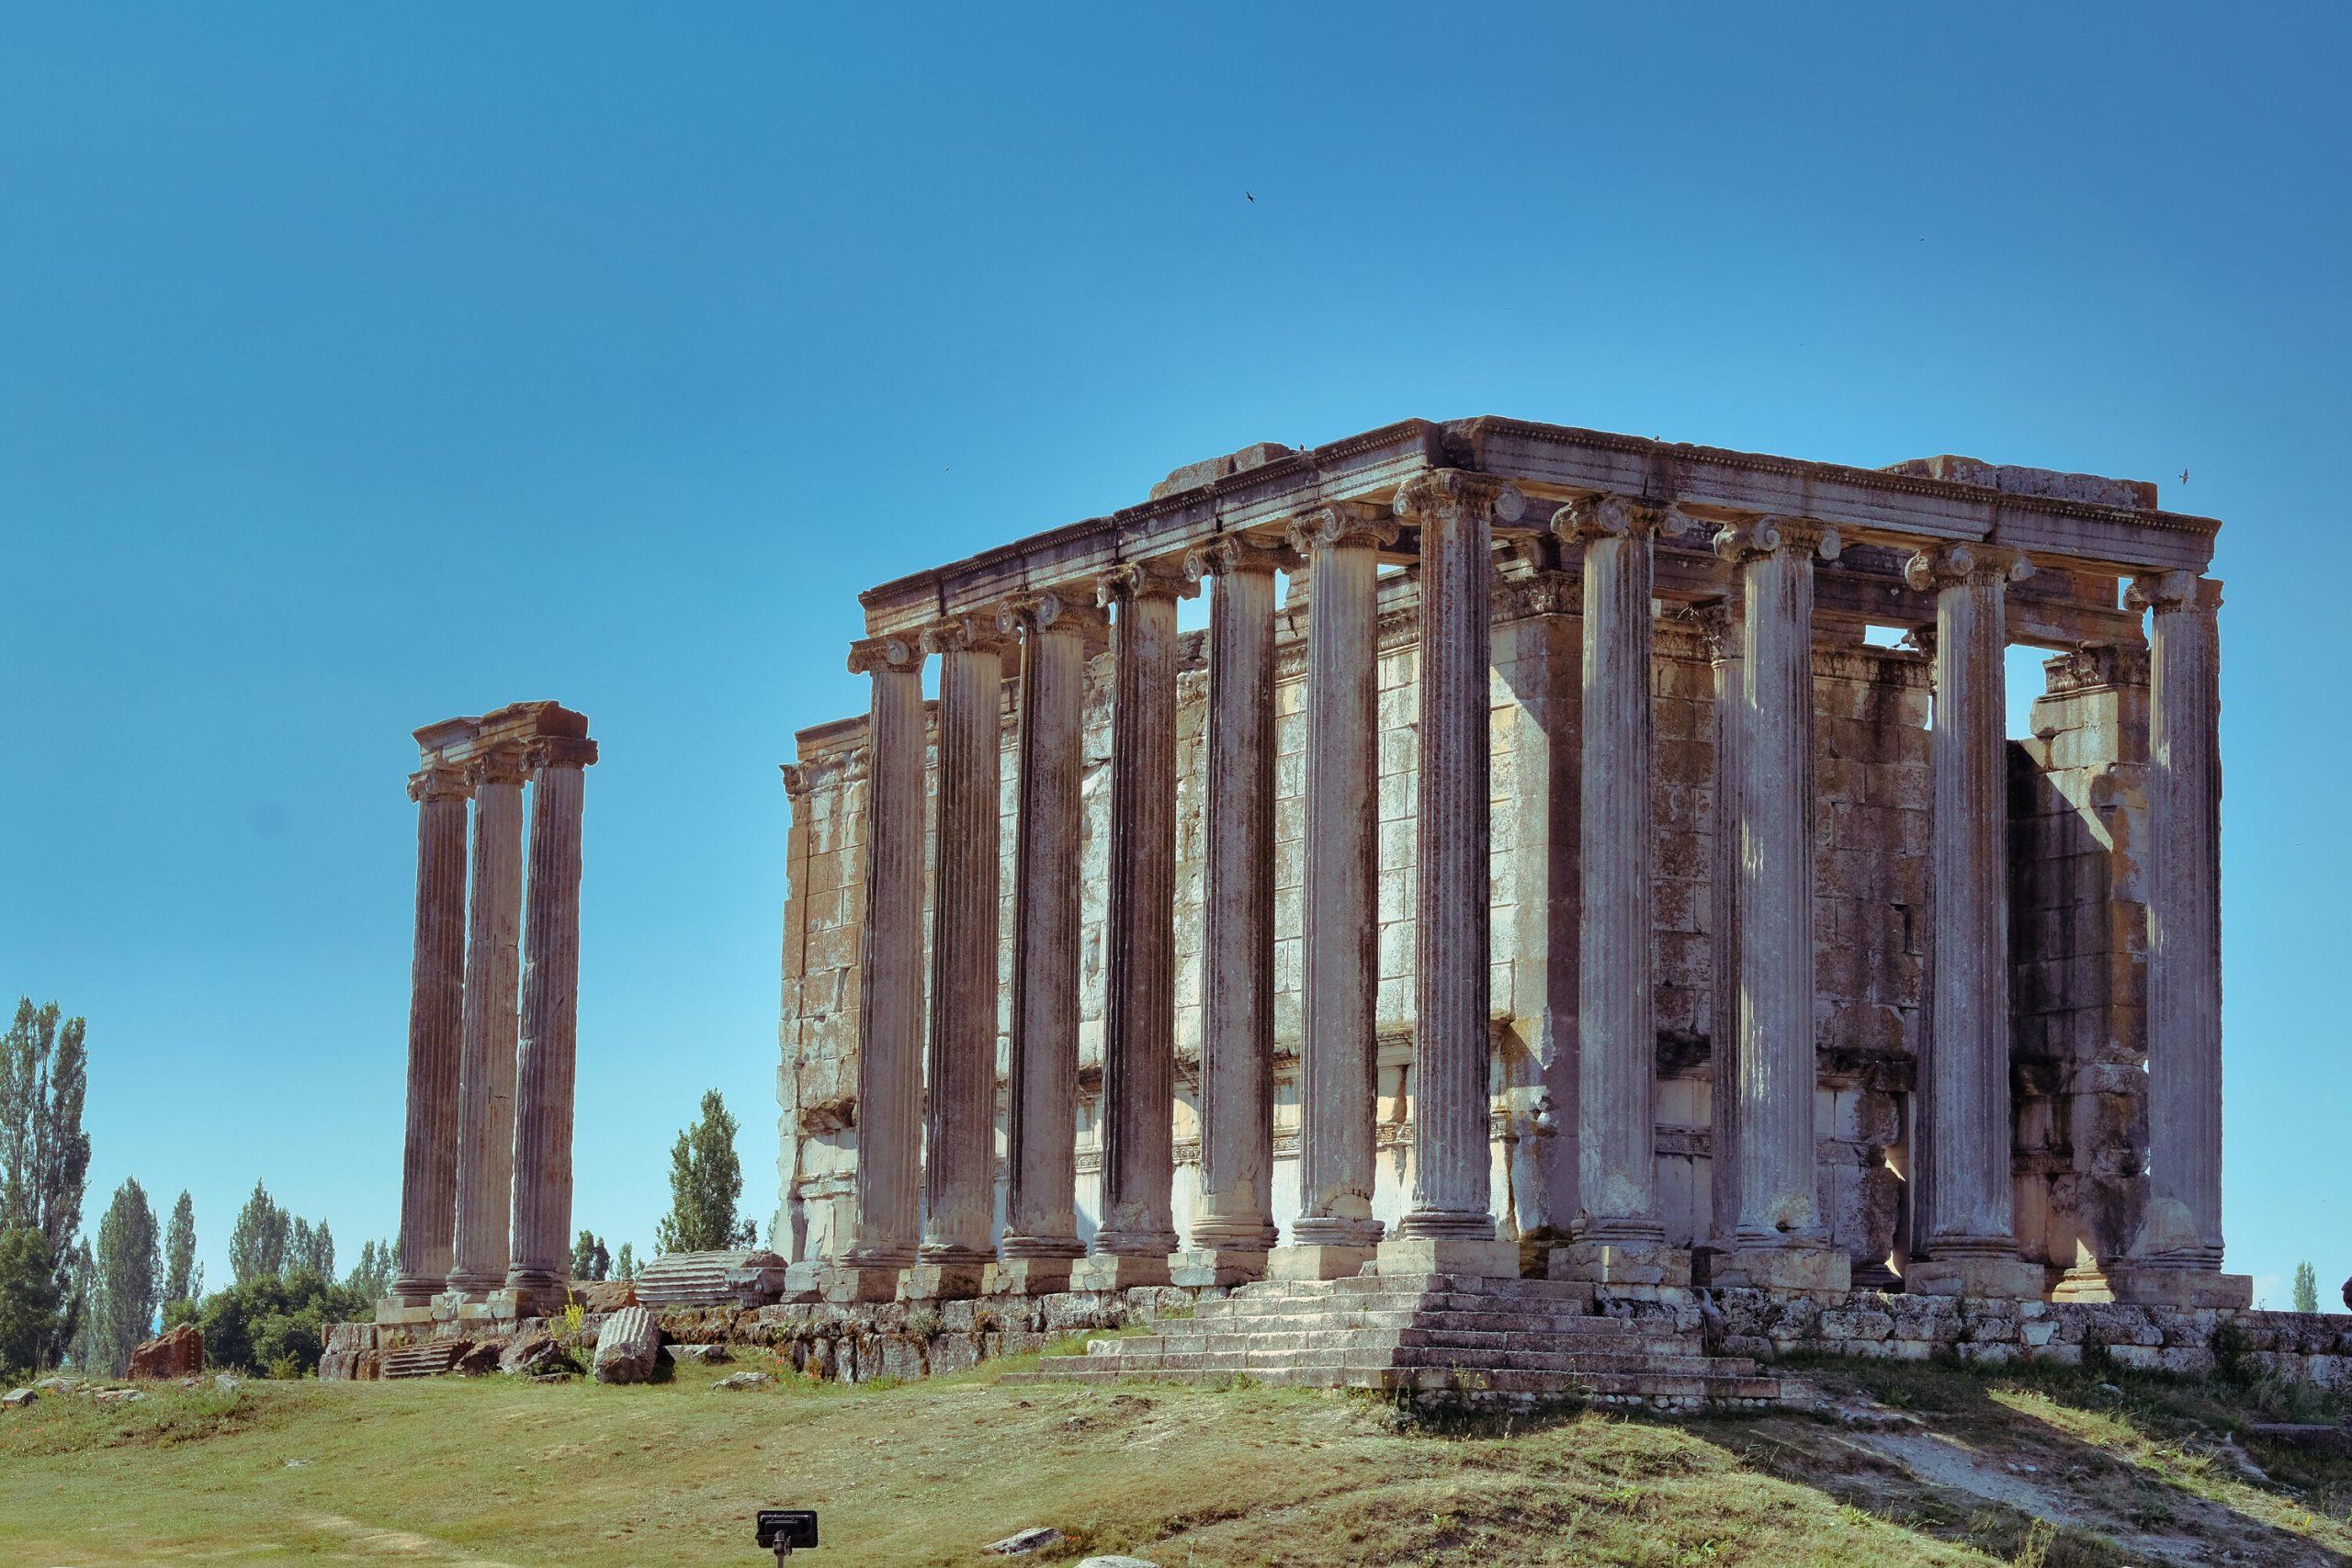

907,614,1009,1301
1905,545,2046,1300
1076,560,1194,1292
2109,571,2248,1308
1550,495,1691,1291
503,723,597,1314
388,742,471,1311
826,636,926,1303
1707,517,1850,1295
1382,468,1522,1279
1176,536,1285,1286
991,591,1104,1294
1269,503,1396,1282
445,740,531,1304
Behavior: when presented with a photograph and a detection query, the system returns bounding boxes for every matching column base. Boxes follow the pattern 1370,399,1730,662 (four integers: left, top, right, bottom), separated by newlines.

2064,1263,2252,1309
431,1289,501,1325
1374,1236,1520,1280
374,1299,436,1327
820,1264,910,1303
1700,1242,1852,1297
1905,1251,2048,1301
1549,1239,1692,1290
1069,1252,1174,1292
488,1283,571,1321
1267,1244,1377,1281
1170,1247,1271,1288
983,1257,1077,1296
899,1263,987,1301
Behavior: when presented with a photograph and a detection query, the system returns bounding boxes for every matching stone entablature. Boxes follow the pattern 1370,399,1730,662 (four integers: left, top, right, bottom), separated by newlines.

779,415,2239,1314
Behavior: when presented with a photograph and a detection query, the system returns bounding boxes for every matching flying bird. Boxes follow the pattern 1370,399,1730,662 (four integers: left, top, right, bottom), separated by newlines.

2179,468,2189,485
1246,191,1255,203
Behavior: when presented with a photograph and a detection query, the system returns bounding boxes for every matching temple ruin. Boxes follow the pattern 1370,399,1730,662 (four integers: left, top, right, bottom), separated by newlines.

775,416,2246,1317
379,700,596,1327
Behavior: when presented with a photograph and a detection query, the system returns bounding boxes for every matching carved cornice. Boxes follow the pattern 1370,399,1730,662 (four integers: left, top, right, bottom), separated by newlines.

1181,533,1288,581
466,740,533,790
1494,570,1578,621
528,736,599,771
845,634,922,675
1551,492,1690,545
1902,542,2035,592
2044,642,2153,695
919,611,1013,659
1712,514,1842,564
1392,468,1526,526
407,761,470,804
1285,502,1398,556
995,589,1109,640
2124,570,2222,615
1094,558,1198,606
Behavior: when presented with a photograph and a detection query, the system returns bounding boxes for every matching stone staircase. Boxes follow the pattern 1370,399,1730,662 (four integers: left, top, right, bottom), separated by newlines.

1009,1273,1789,1412
379,1341,465,1380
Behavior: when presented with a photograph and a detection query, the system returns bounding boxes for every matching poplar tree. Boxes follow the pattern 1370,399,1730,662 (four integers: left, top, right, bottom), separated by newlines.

91,1178,162,1373
0,999,91,1366
654,1090,755,1254
164,1190,201,1305
2294,1261,2320,1315
228,1181,289,1283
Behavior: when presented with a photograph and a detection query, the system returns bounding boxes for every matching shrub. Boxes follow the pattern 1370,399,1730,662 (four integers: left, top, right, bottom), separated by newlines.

179,1268,368,1375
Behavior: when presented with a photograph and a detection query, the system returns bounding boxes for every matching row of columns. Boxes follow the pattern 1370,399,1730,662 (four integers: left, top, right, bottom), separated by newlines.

832,469,2229,1302
390,711,595,1317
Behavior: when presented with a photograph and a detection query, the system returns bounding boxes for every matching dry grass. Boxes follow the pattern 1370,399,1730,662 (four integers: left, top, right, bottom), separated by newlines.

2,1348,2347,1565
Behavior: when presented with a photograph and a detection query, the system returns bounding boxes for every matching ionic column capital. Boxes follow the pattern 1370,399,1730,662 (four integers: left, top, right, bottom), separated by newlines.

1903,542,2034,592
1392,468,1526,526
1286,502,1399,556
846,634,922,675
1712,515,1841,564
1094,559,1198,607
408,761,471,804
1551,493,1690,545
995,588,1109,640
1182,534,1289,582
466,741,533,790
920,611,1014,658
2125,570,2223,615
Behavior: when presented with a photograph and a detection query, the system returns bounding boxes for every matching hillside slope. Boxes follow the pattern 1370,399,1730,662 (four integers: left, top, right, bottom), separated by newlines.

4,1347,2348,1565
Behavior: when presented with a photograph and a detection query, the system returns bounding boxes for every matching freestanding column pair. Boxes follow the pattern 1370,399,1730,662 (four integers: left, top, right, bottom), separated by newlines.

387,705,594,1324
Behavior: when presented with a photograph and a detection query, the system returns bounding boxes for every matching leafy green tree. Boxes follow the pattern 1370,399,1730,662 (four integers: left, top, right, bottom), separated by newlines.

570,1230,610,1281
654,1090,755,1255
0,1227,62,1375
343,1238,394,1301
614,1242,636,1281
165,1269,368,1376
0,999,91,1368
164,1190,201,1306
227,1181,289,1283
89,1178,162,1374
2294,1261,2320,1314
63,1237,96,1370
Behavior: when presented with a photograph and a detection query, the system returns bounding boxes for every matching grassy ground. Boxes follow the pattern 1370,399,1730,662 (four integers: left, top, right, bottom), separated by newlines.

5,1343,2350,1566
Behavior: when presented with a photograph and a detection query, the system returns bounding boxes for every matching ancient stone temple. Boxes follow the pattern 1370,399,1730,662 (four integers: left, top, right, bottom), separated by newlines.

775,417,2245,1317
380,700,596,1326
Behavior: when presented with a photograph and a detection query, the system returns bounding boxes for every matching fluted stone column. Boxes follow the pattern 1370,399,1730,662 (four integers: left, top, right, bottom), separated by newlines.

445,742,530,1303
910,615,1008,1299
1385,469,1522,1278
1078,561,1193,1290
1707,517,1849,1294
1906,545,2044,1299
1700,602,1744,1258
1552,495,1690,1288
389,754,471,1311
1178,536,1283,1284
503,727,596,1312
828,635,926,1302
993,591,1102,1293
1271,504,1396,1280
2118,571,2245,1306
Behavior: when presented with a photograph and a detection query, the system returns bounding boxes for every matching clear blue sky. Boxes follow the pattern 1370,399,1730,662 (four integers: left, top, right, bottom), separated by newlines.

4,6,2343,1306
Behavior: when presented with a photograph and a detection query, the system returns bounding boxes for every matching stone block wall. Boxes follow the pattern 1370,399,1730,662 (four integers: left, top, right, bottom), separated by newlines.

779,573,1950,1274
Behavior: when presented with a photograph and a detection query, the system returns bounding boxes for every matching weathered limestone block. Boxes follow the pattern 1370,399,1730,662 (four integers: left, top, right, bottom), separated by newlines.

129,1323,204,1380
592,1305,661,1384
